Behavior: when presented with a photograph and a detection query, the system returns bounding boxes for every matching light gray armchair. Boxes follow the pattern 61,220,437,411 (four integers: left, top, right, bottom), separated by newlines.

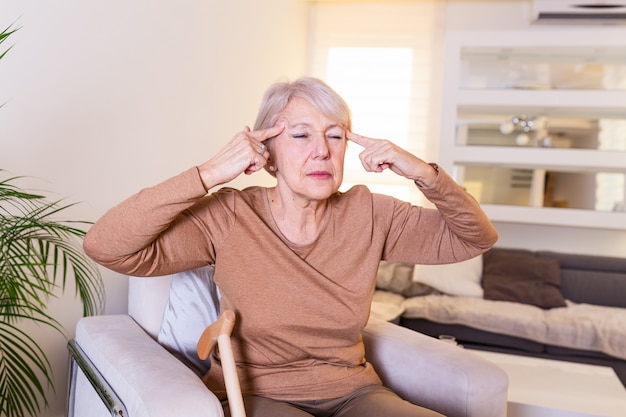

67,272,508,417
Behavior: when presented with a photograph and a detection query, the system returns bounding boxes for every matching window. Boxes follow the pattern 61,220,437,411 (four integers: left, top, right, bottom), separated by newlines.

308,2,445,205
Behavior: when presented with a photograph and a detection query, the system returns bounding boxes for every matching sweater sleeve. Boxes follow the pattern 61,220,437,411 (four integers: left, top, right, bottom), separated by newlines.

381,167,498,264
83,167,226,276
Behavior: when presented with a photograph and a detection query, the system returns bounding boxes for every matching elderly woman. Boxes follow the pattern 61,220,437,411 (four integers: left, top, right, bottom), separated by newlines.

84,77,497,417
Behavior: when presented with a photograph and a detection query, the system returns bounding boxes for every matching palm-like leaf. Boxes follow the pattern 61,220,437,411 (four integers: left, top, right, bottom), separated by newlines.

1,170,105,417
1,24,18,112
0,24,18,61
0,305,57,417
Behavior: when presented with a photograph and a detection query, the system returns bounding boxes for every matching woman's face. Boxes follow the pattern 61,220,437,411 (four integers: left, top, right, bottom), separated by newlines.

270,97,347,203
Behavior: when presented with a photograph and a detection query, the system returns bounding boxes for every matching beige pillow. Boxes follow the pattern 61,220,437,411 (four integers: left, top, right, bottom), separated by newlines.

376,261,437,297
411,255,483,297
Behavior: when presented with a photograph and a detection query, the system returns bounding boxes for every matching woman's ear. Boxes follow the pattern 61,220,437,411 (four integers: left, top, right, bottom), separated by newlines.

267,153,277,172
264,152,277,177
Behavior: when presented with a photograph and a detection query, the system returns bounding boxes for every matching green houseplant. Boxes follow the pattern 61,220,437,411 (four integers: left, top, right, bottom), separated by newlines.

1,25,105,417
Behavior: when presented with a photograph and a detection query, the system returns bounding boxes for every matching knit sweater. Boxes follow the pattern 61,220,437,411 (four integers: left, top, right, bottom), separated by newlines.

84,166,497,401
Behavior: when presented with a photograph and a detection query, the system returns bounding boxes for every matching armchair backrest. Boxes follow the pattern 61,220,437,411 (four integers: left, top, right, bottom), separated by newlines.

128,275,173,338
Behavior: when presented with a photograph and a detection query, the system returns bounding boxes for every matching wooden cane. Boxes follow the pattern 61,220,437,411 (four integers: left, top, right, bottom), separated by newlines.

197,310,246,417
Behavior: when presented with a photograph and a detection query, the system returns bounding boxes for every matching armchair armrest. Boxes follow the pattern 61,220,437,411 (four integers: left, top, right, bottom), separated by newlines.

72,315,223,417
363,318,508,417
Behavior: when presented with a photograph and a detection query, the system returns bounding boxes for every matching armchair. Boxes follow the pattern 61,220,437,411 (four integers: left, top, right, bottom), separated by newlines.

67,272,508,417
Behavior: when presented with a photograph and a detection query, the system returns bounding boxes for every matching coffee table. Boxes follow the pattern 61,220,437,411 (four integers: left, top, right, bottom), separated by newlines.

468,349,626,417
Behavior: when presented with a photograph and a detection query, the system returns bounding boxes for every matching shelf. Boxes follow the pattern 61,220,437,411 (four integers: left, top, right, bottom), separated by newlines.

481,204,626,230
455,90,626,118
450,147,626,173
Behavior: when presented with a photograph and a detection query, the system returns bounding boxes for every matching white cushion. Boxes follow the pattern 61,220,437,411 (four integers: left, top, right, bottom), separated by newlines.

157,266,220,376
128,275,173,338
412,255,483,297
371,290,406,322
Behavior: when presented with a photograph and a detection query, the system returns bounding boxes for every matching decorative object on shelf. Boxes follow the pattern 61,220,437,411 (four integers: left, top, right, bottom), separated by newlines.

499,114,550,147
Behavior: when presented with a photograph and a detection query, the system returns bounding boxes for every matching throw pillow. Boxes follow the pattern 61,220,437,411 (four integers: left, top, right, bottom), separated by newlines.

482,252,567,309
411,255,484,297
157,265,221,376
376,261,437,297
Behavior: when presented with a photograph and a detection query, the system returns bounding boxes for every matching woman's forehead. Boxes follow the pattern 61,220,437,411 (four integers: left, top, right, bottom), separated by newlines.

283,120,344,131
279,98,344,129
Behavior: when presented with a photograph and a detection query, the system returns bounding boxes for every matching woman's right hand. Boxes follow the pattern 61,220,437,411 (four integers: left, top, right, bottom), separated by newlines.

198,123,284,190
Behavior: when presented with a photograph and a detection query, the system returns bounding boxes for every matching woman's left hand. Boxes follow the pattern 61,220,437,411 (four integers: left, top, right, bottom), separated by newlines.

347,131,438,187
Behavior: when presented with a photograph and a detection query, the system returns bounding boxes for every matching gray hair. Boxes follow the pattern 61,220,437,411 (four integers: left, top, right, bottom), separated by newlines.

253,77,352,132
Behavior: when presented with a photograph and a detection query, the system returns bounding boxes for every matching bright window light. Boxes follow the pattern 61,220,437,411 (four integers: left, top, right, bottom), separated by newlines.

327,47,413,147
327,47,419,201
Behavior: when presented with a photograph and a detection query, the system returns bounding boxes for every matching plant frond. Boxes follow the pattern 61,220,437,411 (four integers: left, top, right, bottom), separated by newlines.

0,321,52,417
0,25,19,45
0,170,105,417
0,24,19,63
0,298,65,335
0,175,105,316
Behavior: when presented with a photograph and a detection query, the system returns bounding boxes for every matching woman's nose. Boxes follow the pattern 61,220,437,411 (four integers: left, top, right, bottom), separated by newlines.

312,134,330,159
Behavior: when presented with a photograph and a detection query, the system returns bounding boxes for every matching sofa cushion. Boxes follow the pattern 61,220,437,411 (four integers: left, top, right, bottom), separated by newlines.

403,294,547,343
157,266,220,376
371,290,406,322
487,248,626,309
411,255,483,297
376,261,437,297
402,295,626,361
482,251,566,309
545,301,626,361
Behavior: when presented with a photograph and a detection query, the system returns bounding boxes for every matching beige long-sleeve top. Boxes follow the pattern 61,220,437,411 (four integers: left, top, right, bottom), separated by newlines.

84,166,497,401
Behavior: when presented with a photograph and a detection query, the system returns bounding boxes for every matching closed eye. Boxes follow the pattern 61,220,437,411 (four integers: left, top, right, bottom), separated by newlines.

326,129,345,140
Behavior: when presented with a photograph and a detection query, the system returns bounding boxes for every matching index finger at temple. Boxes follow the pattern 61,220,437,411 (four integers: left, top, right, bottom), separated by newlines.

255,123,285,142
347,131,375,147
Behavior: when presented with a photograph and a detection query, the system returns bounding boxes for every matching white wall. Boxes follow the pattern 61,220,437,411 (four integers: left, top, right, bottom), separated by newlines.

443,0,626,256
0,1,309,415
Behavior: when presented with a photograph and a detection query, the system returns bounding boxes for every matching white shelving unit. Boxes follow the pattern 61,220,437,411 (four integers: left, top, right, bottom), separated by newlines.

440,30,626,230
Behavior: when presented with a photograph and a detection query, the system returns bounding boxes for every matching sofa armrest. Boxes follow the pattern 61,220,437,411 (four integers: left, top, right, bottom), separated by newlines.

73,315,223,417
363,318,508,417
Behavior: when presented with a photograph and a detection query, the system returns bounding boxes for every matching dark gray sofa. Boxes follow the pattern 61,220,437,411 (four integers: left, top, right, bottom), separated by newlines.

384,247,626,386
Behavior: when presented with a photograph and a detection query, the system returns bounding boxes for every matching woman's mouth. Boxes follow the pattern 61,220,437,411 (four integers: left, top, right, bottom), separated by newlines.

307,171,332,179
